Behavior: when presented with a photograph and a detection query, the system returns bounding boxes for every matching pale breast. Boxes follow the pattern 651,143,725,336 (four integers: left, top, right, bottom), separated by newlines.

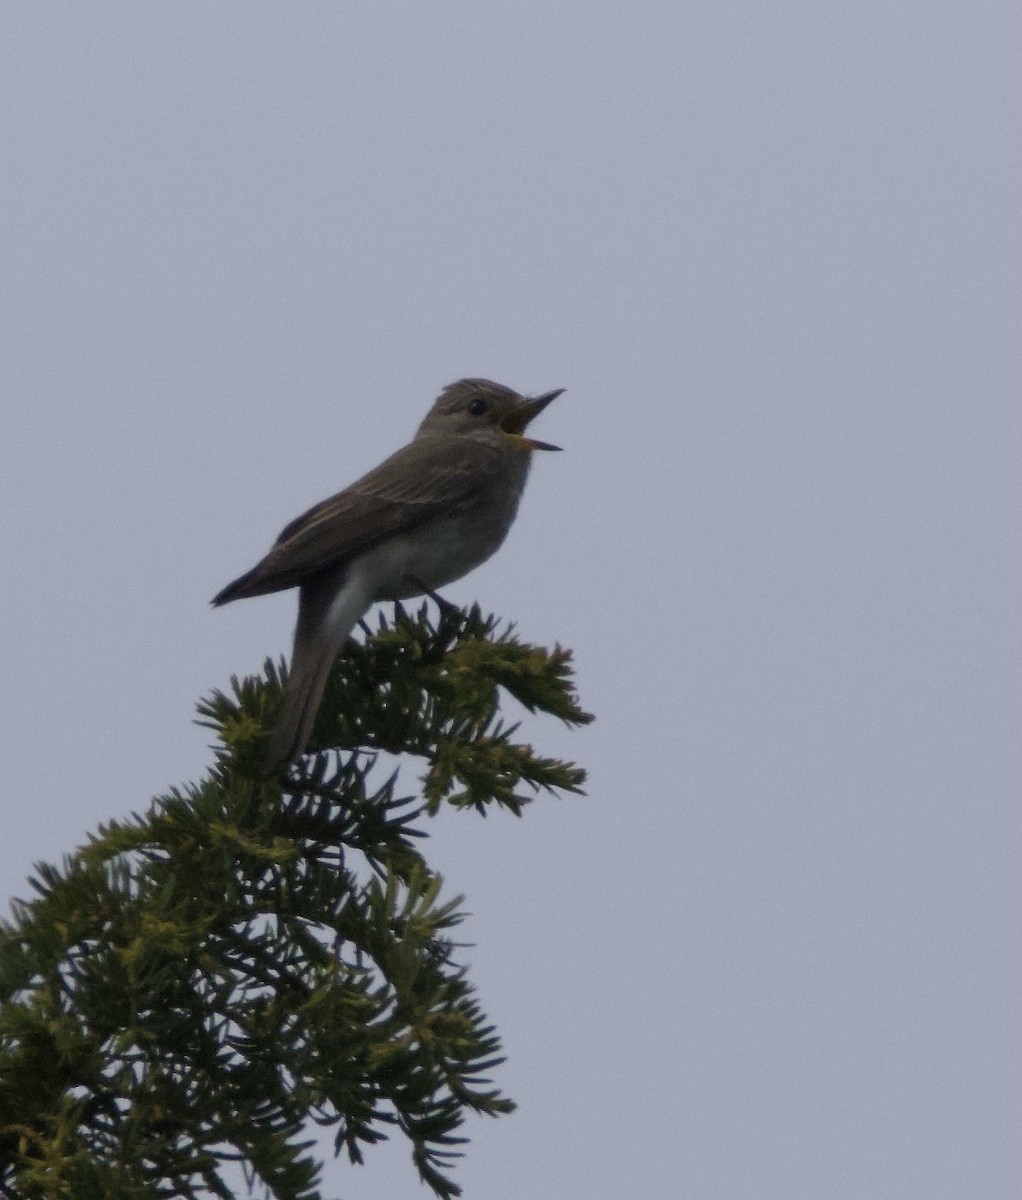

363,458,529,600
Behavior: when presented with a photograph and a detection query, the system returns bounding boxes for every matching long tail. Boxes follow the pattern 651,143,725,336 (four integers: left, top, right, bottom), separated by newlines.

265,565,372,768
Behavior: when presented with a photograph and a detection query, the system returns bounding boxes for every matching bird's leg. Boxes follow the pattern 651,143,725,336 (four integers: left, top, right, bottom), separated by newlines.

406,574,462,618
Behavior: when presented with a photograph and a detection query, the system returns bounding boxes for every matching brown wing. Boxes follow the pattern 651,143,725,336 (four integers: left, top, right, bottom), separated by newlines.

213,436,492,603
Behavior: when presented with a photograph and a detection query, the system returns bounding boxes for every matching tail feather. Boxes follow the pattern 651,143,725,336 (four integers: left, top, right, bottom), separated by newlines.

263,563,372,769
264,640,339,767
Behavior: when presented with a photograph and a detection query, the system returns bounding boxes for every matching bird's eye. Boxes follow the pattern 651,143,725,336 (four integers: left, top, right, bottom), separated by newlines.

468,397,488,416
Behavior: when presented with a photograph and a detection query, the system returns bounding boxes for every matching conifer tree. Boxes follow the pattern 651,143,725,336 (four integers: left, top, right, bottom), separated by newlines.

0,604,590,1199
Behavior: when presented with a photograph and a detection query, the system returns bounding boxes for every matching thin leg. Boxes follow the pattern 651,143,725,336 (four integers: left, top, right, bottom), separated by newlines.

406,574,462,617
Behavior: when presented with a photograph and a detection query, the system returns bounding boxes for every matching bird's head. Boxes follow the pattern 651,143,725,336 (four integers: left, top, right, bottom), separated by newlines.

417,378,563,451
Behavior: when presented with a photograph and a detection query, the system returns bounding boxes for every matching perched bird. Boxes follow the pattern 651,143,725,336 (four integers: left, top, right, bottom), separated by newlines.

213,378,563,766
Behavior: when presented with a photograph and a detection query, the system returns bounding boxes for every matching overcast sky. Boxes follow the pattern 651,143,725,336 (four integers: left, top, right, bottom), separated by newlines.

2,5,1019,1198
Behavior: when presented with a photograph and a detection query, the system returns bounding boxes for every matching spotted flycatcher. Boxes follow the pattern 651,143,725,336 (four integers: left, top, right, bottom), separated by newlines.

213,378,563,765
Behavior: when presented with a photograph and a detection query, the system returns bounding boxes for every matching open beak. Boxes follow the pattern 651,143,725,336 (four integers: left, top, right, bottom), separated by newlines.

499,388,564,451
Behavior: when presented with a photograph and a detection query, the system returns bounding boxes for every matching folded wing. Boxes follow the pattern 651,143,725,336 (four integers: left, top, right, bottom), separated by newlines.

212,436,489,604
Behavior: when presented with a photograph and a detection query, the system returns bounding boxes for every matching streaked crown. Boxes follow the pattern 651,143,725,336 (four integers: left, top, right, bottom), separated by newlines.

417,379,524,432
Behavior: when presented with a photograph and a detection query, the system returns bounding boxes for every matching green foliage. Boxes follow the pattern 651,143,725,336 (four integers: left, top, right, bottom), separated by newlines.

0,604,591,1199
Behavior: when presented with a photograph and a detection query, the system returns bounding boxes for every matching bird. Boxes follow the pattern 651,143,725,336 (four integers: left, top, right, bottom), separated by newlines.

213,378,563,766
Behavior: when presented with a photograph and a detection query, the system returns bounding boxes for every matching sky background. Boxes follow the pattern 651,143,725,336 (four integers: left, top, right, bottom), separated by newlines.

2,4,1019,1198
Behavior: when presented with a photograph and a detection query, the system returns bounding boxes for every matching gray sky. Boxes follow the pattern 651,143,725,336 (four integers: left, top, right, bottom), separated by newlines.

2,4,1019,1197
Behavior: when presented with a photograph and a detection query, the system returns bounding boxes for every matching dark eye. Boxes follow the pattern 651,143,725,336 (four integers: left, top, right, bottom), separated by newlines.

468,397,488,416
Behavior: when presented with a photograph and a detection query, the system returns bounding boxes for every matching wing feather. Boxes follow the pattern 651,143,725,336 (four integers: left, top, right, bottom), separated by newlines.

216,436,491,600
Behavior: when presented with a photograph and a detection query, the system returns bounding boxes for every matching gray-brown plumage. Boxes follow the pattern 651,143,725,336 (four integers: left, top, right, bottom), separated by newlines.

213,378,563,766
